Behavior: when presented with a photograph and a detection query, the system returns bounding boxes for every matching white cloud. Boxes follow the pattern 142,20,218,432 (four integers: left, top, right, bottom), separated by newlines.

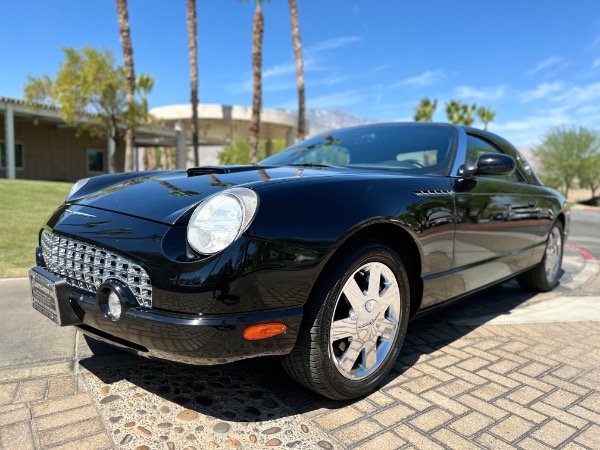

521,81,564,102
587,32,600,52
494,80,600,146
233,35,361,95
550,82,600,109
263,64,296,79
576,104,600,115
239,56,324,93
527,56,568,76
394,70,445,89
276,89,366,111
492,112,574,147
306,36,361,54
454,85,508,101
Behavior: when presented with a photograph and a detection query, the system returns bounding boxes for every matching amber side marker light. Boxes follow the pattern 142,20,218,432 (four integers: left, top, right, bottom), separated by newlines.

243,323,287,341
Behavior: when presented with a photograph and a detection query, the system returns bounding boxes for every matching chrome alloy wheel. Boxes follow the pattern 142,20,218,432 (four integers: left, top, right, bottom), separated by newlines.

545,225,562,283
329,262,401,380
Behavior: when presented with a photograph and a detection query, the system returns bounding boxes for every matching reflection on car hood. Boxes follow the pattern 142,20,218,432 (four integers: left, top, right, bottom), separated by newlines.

71,166,362,225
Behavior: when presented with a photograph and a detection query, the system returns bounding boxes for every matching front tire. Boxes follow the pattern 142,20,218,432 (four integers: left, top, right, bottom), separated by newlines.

517,220,564,292
282,242,410,400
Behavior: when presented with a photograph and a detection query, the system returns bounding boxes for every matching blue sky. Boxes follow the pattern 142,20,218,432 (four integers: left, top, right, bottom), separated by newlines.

2,0,600,148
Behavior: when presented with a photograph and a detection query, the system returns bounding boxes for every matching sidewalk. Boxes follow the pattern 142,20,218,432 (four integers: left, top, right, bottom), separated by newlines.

0,246,598,449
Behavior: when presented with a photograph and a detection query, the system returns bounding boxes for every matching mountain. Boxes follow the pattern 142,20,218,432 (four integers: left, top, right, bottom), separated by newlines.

306,109,377,136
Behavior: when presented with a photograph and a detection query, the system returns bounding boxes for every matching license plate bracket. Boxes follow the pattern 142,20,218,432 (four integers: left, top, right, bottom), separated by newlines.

29,267,82,326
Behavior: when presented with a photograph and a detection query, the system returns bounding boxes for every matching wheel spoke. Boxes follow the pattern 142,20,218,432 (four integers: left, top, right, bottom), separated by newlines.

362,338,377,370
379,284,399,309
342,278,365,311
330,317,355,342
366,264,381,297
340,339,363,373
377,317,396,341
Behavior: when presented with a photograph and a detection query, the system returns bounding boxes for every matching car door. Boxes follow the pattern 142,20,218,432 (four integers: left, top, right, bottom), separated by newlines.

450,134,541,297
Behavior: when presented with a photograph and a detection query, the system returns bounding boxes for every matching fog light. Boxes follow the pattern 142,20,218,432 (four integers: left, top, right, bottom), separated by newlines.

97,280,137,322
107,290,122,320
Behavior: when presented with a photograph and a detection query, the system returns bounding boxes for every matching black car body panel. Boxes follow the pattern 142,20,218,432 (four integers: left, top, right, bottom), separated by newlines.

31,123,569,366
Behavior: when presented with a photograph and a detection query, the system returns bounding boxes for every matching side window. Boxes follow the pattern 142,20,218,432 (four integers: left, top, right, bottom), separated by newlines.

466,135,525,183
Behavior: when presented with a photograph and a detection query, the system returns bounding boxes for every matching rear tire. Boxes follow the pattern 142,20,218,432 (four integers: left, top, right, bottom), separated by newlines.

282,242,410,400
517,220,564,292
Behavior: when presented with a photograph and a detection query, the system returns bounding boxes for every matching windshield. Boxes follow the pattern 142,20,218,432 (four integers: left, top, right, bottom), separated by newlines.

261,123,456,174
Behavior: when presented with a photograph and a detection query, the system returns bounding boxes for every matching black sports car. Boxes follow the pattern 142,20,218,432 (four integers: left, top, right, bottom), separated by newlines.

30,123,569,400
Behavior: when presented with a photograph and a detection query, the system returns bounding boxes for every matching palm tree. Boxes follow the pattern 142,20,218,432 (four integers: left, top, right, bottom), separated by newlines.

248,1,264,163
461,103,477,126
414,98,437,122
136,73,155,171
477,106,496,131
288,0,306,141
187,0,200,166
116,0,136,172
445,100,462,124
136,74,155,122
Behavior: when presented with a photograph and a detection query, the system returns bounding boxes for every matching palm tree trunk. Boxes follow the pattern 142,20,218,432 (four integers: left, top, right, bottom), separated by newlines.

249,2,264,164
116,0,136,172
143,148,152,170
187,0,199,166
288,0,306,141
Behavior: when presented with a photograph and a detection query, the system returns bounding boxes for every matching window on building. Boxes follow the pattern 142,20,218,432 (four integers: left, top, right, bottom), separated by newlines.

0,142,24,169
87,149,105,173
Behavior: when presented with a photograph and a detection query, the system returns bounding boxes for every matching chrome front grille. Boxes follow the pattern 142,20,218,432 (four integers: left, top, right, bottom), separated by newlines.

41,230,152,307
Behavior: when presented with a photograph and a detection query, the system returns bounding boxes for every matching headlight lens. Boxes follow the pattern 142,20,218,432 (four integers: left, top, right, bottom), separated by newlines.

187,187,258,255
67,177,90,200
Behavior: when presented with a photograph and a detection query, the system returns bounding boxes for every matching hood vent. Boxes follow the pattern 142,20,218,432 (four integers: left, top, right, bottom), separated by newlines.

187,165,275,177
187,166,230,176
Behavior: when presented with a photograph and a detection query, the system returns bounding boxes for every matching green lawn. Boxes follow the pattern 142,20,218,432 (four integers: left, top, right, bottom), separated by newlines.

0,179,71,278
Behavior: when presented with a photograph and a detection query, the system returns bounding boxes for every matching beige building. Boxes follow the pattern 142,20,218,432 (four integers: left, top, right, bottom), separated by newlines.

0,97,179,182
151,103,300,166
1,97,299,182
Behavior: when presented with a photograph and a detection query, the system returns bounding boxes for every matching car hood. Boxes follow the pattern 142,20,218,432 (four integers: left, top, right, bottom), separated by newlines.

71,166,361,225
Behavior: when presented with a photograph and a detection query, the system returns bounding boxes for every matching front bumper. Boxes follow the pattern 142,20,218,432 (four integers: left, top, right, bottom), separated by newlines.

30,266,302,365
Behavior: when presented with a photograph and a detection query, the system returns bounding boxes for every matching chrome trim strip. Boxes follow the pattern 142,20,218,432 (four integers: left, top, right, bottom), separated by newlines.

414,190,454,196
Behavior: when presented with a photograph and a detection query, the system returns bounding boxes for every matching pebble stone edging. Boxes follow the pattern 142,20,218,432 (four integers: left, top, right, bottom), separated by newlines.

83,363,338,449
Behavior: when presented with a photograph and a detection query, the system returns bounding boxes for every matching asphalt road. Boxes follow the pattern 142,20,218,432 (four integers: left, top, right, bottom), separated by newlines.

569,208,600,258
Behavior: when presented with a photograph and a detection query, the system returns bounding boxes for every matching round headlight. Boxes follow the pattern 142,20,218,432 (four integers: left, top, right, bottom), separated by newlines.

107,290,122,320
188,187,258,255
